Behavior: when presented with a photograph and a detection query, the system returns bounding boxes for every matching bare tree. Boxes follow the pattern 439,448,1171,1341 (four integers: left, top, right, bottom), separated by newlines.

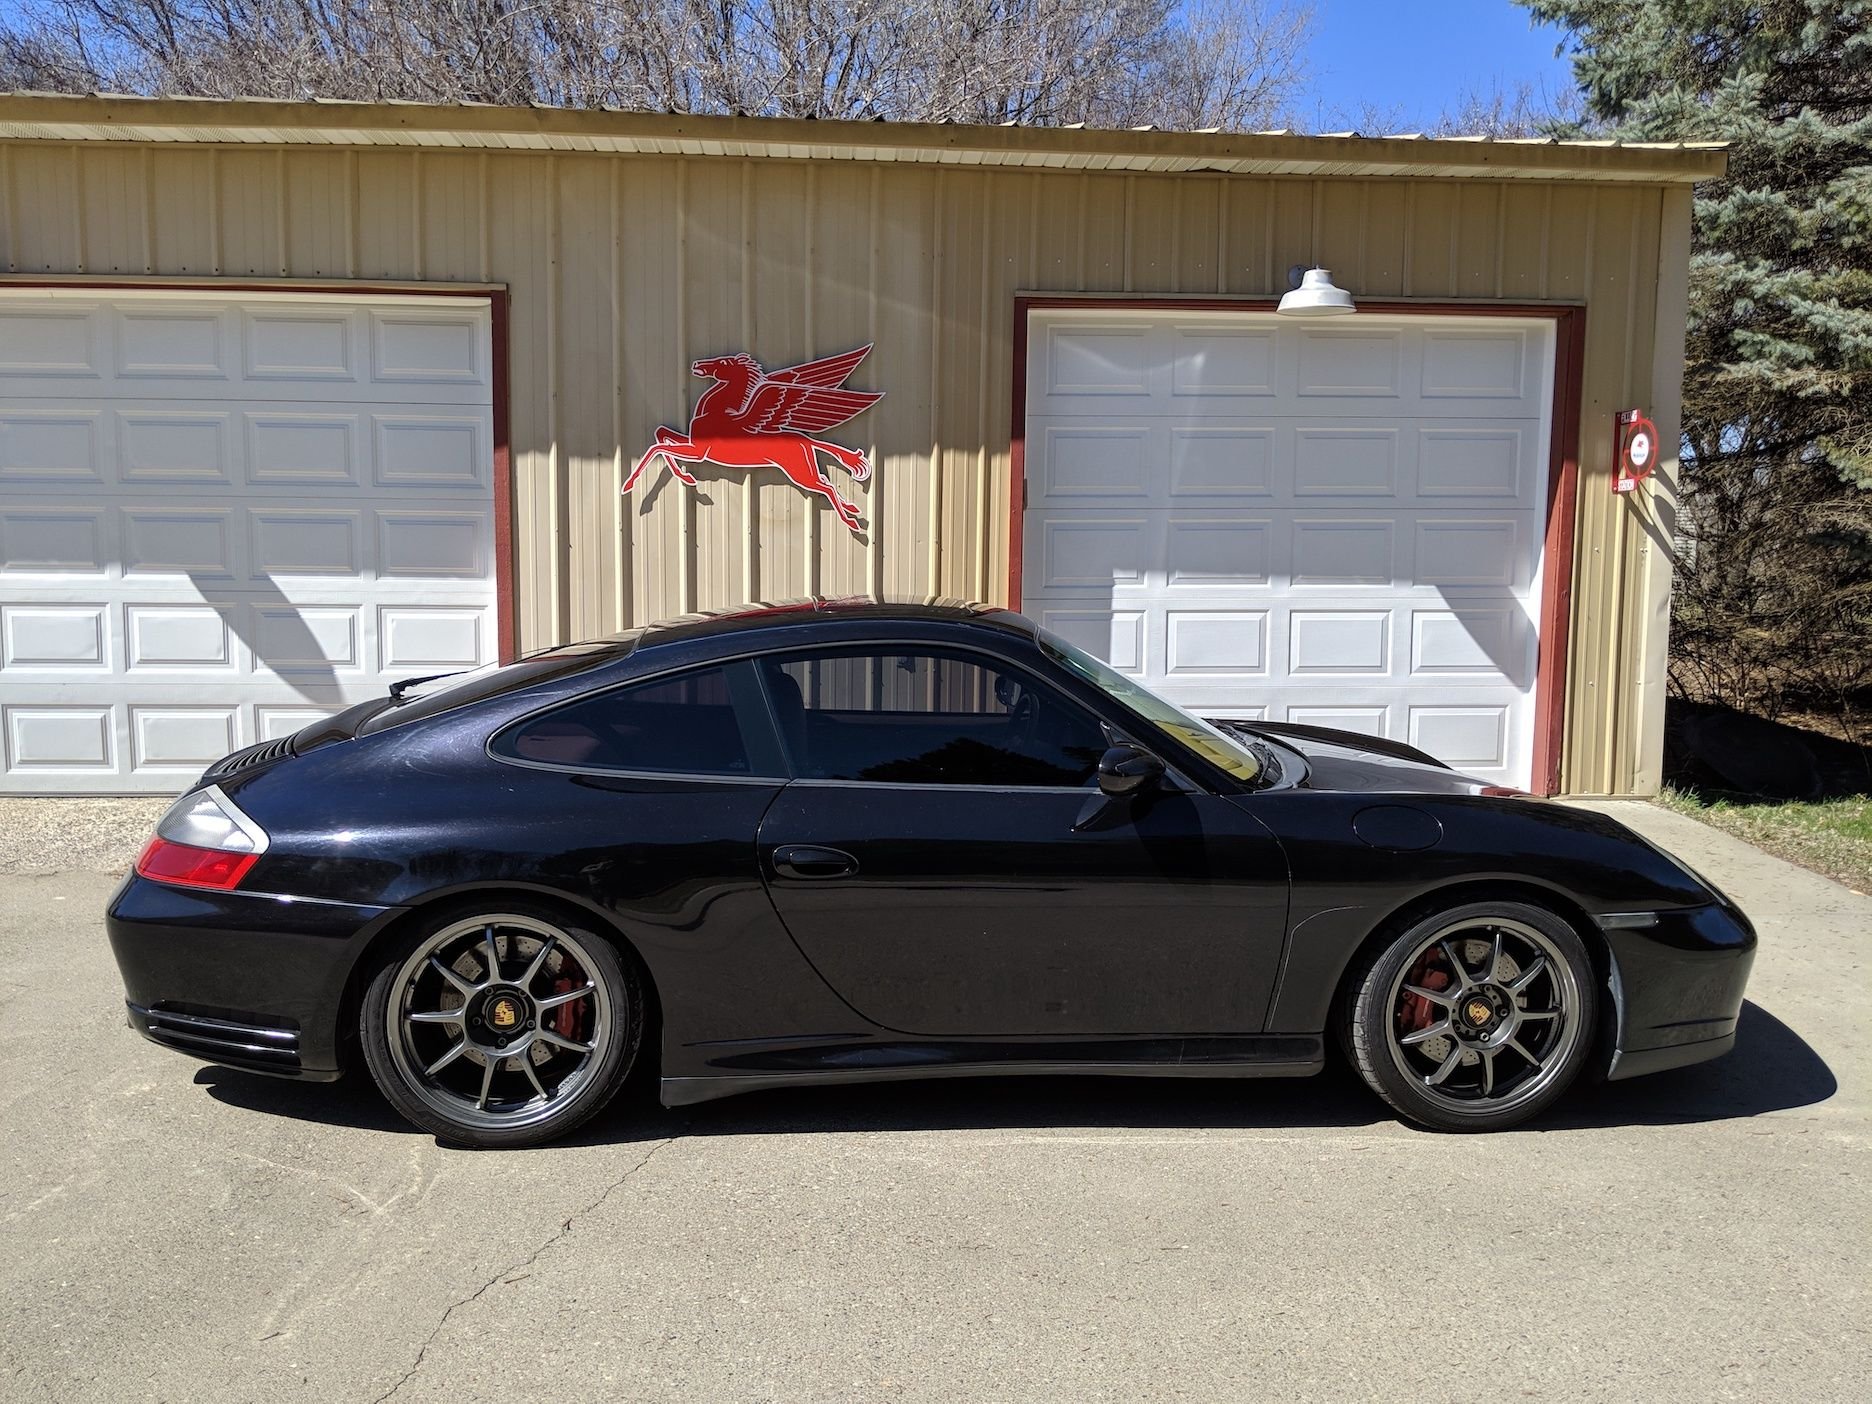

0,0,1314,132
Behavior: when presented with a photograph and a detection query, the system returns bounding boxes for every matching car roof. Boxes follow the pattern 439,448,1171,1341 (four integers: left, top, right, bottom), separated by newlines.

632,596,1027,650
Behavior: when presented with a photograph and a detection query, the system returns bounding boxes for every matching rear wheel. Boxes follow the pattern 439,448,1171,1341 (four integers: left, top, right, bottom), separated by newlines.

360,906,643,1148
1345,901,1595,1132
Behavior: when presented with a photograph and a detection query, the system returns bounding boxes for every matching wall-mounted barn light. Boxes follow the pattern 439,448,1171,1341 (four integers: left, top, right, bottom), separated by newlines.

1278,265,1356,316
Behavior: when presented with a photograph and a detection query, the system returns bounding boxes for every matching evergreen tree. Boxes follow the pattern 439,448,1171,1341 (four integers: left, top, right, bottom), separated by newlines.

1521,0,1872,723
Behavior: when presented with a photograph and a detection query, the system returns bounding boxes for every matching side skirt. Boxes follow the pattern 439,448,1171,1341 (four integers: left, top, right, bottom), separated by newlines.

660,1034,1326,1108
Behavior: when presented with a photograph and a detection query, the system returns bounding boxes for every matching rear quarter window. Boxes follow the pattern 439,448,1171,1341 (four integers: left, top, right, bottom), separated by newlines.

491,664,775,777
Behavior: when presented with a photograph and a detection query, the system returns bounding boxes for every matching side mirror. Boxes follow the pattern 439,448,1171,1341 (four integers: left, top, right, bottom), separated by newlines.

1097,745,1165,800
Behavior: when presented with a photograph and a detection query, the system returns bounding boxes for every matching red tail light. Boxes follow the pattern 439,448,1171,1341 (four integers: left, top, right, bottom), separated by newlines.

136,837,259,891
136,784,270,890
1480,785,1532,798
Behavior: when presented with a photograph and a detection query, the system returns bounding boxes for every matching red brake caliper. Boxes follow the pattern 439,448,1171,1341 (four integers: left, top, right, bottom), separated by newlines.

1398,953,1452,1035
550,974,584,1041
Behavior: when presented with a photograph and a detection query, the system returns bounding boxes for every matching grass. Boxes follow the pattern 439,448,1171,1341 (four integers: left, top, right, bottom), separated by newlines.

1657,787,1872,895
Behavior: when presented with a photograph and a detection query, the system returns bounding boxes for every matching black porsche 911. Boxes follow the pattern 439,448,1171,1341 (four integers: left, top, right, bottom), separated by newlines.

107,599,1755,1147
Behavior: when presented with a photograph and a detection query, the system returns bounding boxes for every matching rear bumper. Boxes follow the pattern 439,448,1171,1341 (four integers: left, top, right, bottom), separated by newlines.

126,1001,341,1081
107,874,398,1077
1603,899,1756,1081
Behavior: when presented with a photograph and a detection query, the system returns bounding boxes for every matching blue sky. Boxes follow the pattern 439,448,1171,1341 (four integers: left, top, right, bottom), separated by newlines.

1301,0,1578,130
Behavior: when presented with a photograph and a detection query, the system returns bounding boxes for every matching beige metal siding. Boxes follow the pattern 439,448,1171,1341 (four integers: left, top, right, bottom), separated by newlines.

0,141,1688,795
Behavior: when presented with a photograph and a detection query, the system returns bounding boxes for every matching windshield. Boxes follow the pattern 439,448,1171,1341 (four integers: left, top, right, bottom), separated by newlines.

1038,627,1263,785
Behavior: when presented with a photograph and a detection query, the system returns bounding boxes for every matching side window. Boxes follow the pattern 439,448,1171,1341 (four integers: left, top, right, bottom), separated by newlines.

493,665,766,776
760,649,1107,787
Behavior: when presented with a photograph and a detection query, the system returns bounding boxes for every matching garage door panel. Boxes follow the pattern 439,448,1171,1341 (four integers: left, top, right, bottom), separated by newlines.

116,305,236,380
0,289,495,793
0,409,104,484
0,303,103,377
1026,309,1552,788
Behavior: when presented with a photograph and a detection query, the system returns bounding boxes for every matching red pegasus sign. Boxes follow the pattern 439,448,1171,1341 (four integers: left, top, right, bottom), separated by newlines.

624,345,883,533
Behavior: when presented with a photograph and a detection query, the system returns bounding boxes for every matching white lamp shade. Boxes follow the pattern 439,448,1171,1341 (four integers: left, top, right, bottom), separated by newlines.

1277,267,1356,316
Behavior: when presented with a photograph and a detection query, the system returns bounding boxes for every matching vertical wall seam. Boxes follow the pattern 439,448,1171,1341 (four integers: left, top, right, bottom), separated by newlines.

743,160,759,604
975,175,993,600
1076,174,1088,291
1402,184,1416,296
1261,180,1274,292
1215,176,1228,293
1122,173,1135,293
140,148,154,272
208,148,221,275
676,159,694,615
546,154,565,642
477,151,491,283
274,149,287,275
411,153,424,282
612,155,631,630
929,174,945,594
344,149,358,279
803,162,819,596
1539,184,1552,301
70,145,85,273
0,146,12,272
1492,182,1507,298
867,164,883,599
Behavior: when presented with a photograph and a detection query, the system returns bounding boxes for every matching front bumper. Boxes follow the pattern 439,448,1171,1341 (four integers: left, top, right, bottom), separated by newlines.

1602,898,1757,1081
107,873,399,1078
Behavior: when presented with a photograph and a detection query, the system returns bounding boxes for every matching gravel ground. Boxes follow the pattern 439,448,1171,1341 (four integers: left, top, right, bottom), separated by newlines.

0,796,171,876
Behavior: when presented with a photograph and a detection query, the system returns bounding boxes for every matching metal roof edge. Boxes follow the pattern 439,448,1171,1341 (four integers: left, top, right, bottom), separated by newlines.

0,93,1730,183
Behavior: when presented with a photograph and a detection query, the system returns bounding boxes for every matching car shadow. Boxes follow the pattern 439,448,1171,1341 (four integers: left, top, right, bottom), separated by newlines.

192,1000,1835,1148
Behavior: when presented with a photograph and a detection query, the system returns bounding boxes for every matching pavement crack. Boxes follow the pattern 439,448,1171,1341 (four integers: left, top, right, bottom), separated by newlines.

370,1136,675,1403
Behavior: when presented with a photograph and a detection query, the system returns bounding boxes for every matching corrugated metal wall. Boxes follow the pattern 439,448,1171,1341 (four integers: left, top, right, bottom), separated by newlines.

0,142,1690,795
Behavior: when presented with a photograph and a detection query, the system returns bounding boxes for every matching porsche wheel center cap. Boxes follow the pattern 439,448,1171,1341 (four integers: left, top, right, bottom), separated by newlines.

1462,997,1495,1030
489,996,521,1030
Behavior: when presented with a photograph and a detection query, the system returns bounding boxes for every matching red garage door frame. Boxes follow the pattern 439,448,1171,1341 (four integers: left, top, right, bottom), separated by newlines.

0,276,517,666
1009,295,1587,798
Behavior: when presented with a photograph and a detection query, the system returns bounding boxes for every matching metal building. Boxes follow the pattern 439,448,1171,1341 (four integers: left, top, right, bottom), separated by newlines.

0,95,1716,796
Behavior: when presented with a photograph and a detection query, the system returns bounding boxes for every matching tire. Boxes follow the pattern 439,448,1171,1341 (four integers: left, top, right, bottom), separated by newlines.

1344,900,1596,1132
360,903,644,1148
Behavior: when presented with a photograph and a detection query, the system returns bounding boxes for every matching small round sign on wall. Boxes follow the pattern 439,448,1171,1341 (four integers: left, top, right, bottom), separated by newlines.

1614,409,1659,494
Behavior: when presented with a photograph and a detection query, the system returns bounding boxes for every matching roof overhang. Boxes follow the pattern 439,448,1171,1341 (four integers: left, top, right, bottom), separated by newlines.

0,93,1726,184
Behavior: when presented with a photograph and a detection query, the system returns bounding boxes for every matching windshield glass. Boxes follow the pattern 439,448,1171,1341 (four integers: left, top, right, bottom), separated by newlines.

1038,627,1263,785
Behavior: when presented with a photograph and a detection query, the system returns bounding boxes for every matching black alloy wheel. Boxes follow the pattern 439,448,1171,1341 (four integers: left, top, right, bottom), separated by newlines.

1345,901,1597,1132
361,906,643,1147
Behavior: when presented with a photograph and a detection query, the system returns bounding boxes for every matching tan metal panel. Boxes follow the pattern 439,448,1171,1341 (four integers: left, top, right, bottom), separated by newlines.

1315,180,1365,289
76,146,147,273
6,144,77,270
355,151,418,281
417,153,484,284
1221,178,1276,294
216,150,284,276
1498,183,1551,299
1406,182,1459,297
1363,181,1409,296
282,150,350,278
147,149,217,274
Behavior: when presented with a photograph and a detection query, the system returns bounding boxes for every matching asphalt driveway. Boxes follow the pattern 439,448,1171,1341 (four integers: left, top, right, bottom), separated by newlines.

1,801,1864,1402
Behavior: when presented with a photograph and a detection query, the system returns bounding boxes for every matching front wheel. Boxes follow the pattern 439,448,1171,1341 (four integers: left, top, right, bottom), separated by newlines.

1345,901,1596,1132
360,906,643,1148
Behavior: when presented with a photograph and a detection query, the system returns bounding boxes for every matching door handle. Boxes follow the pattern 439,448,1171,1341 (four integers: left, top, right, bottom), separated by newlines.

771,844,860,880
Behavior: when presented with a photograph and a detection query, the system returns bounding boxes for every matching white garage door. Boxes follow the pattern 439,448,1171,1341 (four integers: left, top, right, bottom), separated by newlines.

1023,309,1553,788
0,289,497,794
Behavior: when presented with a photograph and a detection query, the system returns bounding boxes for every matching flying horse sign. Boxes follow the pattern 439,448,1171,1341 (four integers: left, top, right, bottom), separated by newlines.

624,346,884,534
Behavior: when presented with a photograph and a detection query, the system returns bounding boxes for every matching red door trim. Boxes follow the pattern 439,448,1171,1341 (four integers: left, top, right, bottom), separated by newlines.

0,277,518,665
1009,295,1587,797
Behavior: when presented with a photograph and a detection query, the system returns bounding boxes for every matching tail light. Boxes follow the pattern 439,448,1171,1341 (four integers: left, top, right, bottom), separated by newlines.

1479,785,1532,798
135,785,269,891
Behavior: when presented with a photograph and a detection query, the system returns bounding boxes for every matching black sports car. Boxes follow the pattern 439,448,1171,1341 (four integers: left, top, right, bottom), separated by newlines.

107,600,1755,1147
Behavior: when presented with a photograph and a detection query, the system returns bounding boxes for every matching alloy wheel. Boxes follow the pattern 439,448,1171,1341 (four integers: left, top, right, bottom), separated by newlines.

1384,916,1582,1116
383,913,614,1134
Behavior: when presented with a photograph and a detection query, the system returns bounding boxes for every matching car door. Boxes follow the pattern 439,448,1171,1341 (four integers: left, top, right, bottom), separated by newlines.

754,644,1290,1038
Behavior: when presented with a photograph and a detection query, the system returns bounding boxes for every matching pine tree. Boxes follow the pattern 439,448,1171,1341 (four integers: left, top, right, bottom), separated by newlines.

1520,0,1872,723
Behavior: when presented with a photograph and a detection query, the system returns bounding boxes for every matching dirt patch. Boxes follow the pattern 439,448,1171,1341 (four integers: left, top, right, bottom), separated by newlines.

0,797,170,876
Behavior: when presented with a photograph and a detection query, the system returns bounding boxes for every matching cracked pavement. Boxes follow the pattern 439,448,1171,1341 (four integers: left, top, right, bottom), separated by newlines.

1,801,1866,1402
